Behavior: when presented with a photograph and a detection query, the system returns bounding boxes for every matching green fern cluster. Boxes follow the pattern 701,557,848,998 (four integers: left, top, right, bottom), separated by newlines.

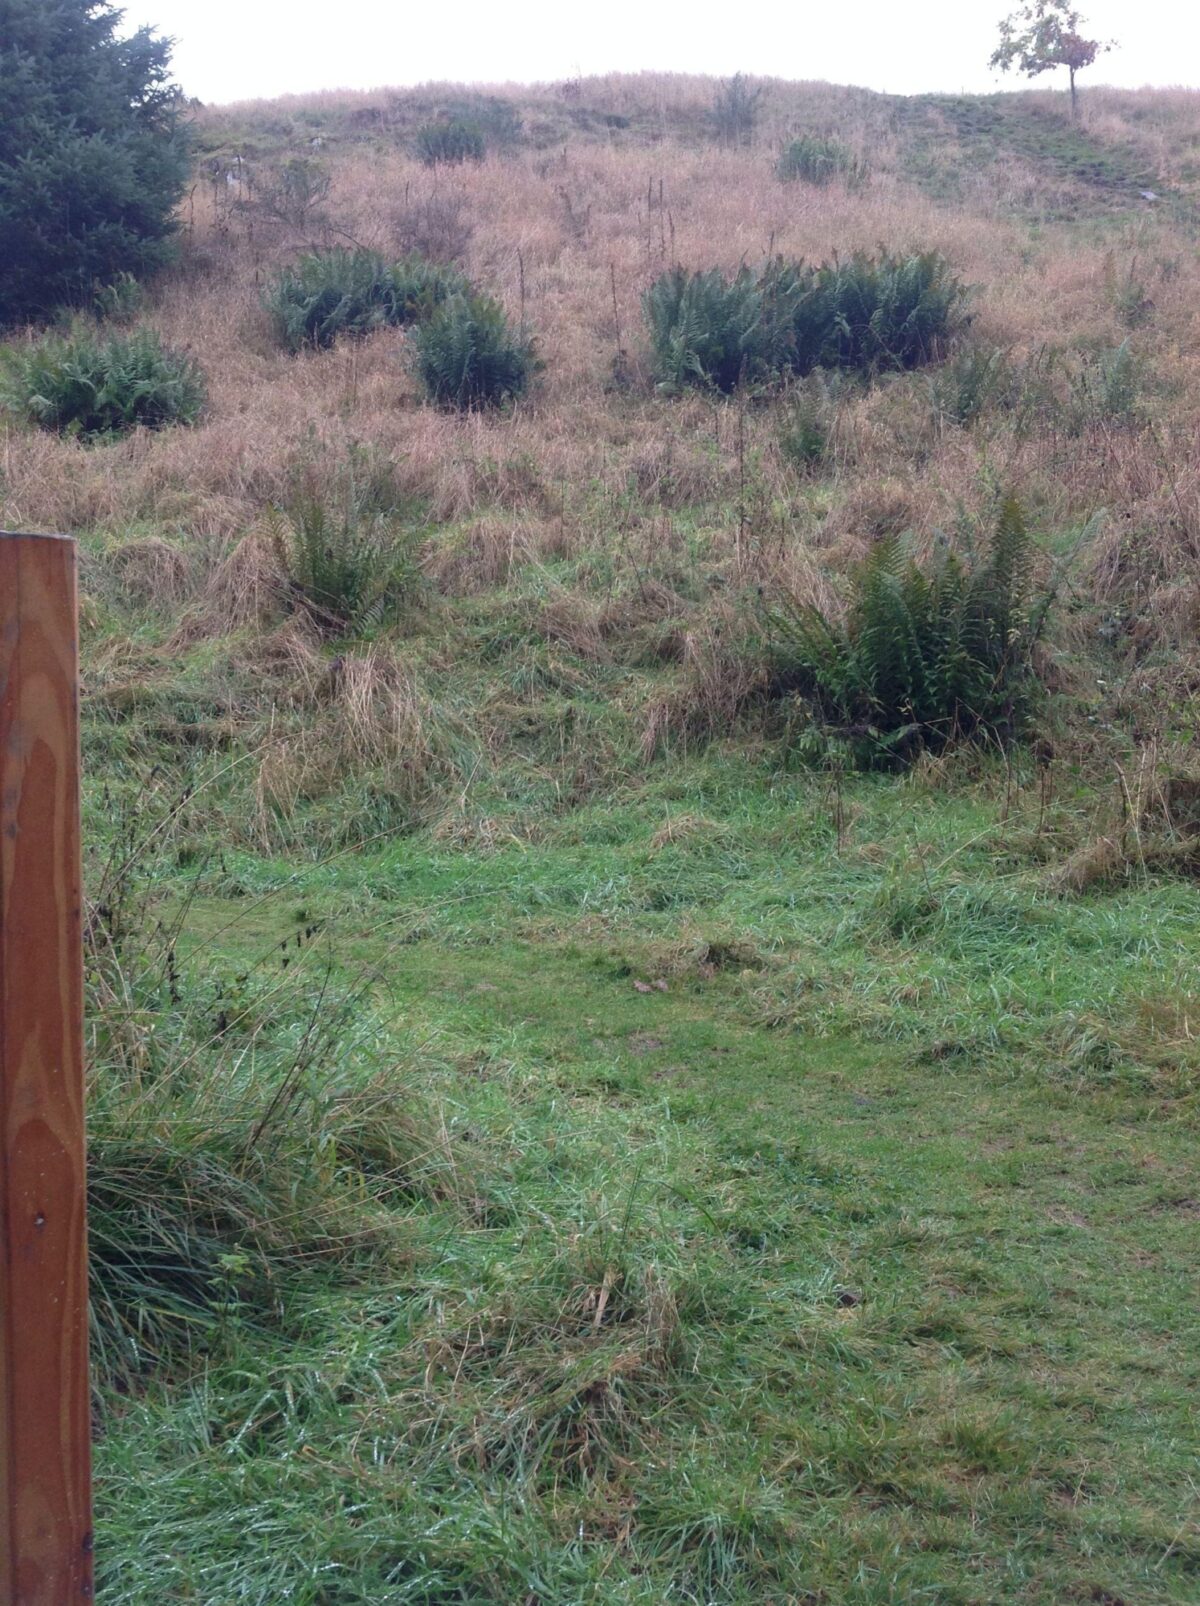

0,326,205,438
264,248,532,409
777,373,854,473
816,253,963,372
92,271,146,325
412,292,536,410
1069,339,1141,428
268,459,421,633
927,345,1011,427
643,266,764,393
776,135,866,187
415,120,486,166
264,249,468,352
767,500,1047,764
646,251,964,393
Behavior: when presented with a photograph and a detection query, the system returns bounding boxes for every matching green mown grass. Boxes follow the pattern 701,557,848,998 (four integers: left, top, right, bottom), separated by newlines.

893,94,1166,217
87,686,1200,1601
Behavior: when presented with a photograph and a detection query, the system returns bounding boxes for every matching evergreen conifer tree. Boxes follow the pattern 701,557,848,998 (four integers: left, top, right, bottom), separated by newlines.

0,1,190,322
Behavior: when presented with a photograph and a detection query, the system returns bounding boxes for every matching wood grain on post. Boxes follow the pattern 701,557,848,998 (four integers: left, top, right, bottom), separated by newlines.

0,533,93,1602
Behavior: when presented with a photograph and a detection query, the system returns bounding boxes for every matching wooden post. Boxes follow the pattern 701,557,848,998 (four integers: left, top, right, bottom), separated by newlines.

0,533,93,1602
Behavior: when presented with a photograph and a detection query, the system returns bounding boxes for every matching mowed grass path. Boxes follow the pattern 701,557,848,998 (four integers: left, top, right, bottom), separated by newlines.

96,772,1200,1604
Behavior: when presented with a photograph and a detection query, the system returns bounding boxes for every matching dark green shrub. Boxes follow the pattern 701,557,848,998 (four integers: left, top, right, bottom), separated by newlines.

646,253,964,393
412,292,536,410
766,499,1047,764
416,120,486,166
1,326,205,438
711,75,761,147
268,457,421,632
0,0,190,323
644,266,766,393
777,136,865,187
264,249,467,351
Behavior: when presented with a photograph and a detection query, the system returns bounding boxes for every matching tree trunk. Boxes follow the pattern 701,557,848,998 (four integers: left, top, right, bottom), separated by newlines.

1069,66,1077,119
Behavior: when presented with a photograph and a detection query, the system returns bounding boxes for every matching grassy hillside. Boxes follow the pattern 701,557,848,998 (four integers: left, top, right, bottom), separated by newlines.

4,72,1200,1603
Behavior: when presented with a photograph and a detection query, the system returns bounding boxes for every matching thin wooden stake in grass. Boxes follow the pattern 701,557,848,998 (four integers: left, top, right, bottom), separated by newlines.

0,533,93,1603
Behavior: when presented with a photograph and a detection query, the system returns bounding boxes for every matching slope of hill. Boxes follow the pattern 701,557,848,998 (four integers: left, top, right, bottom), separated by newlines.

4,73,1200,1604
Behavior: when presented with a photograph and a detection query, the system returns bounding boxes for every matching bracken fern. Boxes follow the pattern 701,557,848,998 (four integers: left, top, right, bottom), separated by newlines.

267,459,421,632
815,251,964,373
766,498,1047,763
412,291,536,410
264,248,468,352
776,135,866,187
415,119,486,165
1,326,205,438
644,266,766,393
646,252,964,393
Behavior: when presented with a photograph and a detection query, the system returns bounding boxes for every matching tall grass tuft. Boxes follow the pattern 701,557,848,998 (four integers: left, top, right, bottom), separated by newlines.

766,499,1049,763
84,796,439,1386
267,454,422,632
264,249,468,352
1,327,205,438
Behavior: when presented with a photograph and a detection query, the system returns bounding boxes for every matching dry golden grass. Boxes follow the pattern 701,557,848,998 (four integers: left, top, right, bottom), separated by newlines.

252,642,462,849
6,73,1200,643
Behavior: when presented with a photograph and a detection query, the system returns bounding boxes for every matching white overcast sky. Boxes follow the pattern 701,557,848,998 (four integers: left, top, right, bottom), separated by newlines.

117,2,1198,105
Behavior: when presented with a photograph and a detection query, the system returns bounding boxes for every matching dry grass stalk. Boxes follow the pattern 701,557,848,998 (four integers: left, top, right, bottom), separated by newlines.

5,74,1200,655
641,604,766,760
253,645,461,848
